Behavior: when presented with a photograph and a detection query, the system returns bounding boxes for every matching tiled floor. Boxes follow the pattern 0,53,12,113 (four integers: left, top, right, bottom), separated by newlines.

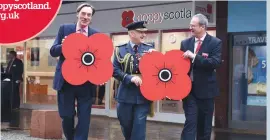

1,109,266,140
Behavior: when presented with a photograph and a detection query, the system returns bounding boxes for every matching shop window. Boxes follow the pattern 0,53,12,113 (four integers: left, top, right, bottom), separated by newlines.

1,43,25,104
230,32,266,122
24,37,57,105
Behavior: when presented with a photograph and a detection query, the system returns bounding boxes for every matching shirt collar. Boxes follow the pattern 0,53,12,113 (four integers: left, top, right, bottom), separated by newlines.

195,32,207,42
129,41,139,48
76,23,88,33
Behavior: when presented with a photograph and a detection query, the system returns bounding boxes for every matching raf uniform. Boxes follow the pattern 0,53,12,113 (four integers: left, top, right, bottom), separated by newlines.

113,21,154,140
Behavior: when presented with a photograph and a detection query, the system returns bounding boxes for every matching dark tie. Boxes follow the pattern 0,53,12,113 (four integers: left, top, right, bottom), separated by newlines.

6,59,14,73
133,45,138,54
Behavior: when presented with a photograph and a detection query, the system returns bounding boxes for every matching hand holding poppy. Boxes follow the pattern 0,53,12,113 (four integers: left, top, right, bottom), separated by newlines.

183,50,196,59
61,36,67,44
61,33,114,86
139,50,192,101
131,76,142,86
143,48,157,54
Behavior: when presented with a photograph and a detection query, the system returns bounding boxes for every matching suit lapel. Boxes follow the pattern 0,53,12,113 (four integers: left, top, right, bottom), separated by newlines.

188,37,195,53
88,26,93,37
71,23,76,33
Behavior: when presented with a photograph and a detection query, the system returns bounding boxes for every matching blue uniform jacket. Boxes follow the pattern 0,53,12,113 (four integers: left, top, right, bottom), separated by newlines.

113,42,154,104
50,23,98,91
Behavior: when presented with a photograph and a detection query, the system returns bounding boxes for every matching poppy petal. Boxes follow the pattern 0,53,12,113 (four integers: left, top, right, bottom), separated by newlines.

164,50,191,74
62,59,88,85
139,51,165,78
87,33,114,59
140,74,165,101
166,73,192,100
87,60,113,85
62,33,88,59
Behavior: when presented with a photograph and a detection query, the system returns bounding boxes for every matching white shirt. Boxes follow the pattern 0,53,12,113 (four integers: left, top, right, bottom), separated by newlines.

192,33,207,63
190,33,207,81
129,41,139,49
76,23,88,36
194,33,207,54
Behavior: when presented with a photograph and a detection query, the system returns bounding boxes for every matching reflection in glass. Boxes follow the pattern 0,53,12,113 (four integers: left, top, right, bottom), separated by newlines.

26,76,56,104
1,44,25,104
231,45,266,122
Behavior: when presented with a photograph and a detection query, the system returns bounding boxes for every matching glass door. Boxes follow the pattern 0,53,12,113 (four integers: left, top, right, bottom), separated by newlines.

229,32,266,132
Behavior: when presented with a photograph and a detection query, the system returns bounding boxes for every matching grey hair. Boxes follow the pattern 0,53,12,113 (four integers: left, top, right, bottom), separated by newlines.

193,13,208,29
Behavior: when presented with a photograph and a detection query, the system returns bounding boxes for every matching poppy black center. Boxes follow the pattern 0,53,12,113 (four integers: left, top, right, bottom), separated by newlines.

81,52,95,66
158,69,172,82
126,17,129,21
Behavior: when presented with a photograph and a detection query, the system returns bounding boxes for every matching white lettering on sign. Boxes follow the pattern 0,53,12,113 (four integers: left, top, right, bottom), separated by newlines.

248,36,267,44
135,8,192,24
262,60,266,69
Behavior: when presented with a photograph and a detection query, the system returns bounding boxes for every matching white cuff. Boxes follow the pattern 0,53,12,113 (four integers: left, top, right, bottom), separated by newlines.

192,54,196,63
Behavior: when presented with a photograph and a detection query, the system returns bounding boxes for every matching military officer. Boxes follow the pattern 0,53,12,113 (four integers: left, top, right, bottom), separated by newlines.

112,21,156,140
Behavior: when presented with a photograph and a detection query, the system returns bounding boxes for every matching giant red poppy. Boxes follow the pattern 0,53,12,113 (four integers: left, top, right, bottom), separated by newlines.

122,10,134,27
62,33,114,85
139,50,192,101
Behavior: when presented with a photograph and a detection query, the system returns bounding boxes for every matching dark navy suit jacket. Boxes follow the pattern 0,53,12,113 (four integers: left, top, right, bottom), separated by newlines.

50,23,98,91
113,42,154,104
180,33,222,99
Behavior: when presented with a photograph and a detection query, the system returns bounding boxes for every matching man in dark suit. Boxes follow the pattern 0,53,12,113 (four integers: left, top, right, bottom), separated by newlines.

5,51,23,109
50,3,101,140
113,21,156,140
180,14,222,140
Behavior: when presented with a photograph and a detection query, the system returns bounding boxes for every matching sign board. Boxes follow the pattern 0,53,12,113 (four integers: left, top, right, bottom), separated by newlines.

91,2,193,33
194,1,216,25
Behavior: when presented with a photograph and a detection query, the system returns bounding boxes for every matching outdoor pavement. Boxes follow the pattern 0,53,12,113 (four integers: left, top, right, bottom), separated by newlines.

1,109,266,140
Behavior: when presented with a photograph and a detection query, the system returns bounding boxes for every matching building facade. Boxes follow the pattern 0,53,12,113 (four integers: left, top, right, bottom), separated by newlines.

0,1,266,133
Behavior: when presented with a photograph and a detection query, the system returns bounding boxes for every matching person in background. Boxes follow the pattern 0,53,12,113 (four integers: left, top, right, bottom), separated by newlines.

112,21,156,140
5,51,23,109
50,3,103,140
180,13,222,140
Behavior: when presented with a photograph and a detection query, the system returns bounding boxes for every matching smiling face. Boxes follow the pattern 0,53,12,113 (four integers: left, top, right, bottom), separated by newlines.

129,30,147,44
189,16,206,38
77,6,93,28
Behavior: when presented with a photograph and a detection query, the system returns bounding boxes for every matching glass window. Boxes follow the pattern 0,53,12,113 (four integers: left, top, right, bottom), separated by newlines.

231,45,266,121
207,30,216,37
1,43,25,104
161,31,190,53
25,37,57,105
230,32,266,132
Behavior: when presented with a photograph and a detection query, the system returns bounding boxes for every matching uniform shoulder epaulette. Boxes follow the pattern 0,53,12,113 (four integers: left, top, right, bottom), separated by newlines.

116,43,127,47
142,42,155,48
142,42,153,46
